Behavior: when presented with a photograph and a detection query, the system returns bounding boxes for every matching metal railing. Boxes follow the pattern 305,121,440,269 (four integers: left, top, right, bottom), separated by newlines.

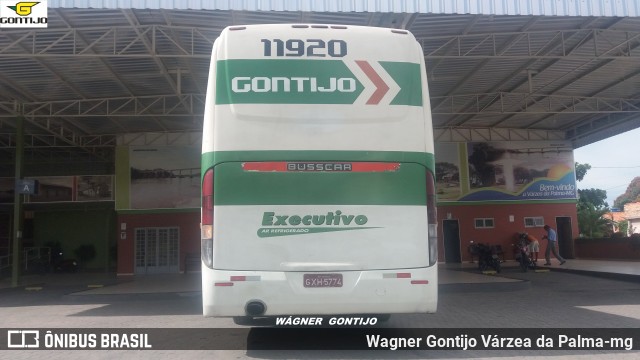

23,247,51,271
0,247,54,274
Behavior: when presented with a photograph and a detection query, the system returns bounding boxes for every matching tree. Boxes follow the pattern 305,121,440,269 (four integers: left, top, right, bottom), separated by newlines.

577,187,610,237
578,188,608,209
613,176,640,209
574,163,611,237
575,162,591,182
577,200,610,237
617,220,629,236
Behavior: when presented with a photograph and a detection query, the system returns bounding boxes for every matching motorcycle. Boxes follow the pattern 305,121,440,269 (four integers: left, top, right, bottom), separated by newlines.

473,243,502,273
53,251,78,273
46,242,78,273
514,233,537,272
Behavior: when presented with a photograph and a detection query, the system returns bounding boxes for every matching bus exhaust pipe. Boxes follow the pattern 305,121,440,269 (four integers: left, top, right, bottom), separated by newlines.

245,300,266,316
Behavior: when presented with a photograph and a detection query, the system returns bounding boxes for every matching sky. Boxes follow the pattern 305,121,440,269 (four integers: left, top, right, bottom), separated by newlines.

573,127,640,209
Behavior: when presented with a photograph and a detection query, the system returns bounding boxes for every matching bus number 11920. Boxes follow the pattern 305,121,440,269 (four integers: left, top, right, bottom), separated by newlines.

261,39,347,57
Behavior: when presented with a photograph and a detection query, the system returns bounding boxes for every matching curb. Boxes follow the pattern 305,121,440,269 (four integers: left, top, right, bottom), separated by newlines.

545,267,640,283
439,279,530,293
63,291,202,302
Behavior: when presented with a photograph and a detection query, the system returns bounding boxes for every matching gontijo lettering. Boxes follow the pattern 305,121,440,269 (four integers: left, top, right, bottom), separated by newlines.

232,76,356,93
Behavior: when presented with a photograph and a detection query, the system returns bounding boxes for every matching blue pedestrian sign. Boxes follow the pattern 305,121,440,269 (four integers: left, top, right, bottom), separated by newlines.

16,179,38,195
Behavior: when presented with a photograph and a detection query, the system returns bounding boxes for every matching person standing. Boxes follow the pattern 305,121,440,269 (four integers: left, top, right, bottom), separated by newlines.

542,224,566,266
525,233,540,263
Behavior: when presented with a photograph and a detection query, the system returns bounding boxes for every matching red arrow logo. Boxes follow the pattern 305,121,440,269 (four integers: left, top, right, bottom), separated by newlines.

355,60,389,105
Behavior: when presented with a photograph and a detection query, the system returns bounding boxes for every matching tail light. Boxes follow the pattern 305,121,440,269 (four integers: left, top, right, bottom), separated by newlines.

201,168,214,268
426,170,438,266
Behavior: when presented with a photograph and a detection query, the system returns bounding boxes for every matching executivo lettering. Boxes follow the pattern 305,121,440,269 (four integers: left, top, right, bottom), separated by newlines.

258,211,377,238
262,210,367,226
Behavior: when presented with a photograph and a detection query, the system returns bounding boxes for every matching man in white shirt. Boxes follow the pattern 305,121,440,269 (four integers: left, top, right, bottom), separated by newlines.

542,225,566,266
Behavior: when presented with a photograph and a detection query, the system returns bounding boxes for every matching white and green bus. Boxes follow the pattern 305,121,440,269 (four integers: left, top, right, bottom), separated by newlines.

201,24,438,320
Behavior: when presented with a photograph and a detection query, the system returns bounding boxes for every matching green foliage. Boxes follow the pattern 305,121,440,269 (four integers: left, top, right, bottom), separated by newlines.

578,188,608,209
577,188,610,238
611,231,626,239
577,201,610,237
575,162,591,182
617,219,629,236
613,176,640,209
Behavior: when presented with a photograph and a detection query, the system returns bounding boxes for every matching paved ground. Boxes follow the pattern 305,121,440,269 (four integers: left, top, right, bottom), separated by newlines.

0,261,638,359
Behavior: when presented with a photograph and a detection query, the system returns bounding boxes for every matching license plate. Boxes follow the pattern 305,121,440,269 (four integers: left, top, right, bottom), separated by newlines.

303,273,343,288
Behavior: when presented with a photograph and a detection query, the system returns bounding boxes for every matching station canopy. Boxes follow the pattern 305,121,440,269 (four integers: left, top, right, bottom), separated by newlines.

1,1,639,170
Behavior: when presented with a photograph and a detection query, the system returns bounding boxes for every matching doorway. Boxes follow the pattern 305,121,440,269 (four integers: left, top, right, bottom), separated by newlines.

134,227,180,274
443,219,461,263
555,216,574,259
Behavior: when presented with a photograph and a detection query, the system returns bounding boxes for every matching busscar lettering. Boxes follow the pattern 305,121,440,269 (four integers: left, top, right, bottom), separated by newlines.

287,162,353,172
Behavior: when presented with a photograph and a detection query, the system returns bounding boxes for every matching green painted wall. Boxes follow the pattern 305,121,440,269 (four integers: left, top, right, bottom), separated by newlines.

115,146,130,210
33,207,116,271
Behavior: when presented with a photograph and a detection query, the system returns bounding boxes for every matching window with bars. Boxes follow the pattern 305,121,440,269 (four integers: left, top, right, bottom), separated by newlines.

474,218,494,229
524,217,545,228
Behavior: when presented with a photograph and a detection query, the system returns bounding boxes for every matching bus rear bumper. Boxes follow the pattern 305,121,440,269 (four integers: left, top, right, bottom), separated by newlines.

202,266,438,317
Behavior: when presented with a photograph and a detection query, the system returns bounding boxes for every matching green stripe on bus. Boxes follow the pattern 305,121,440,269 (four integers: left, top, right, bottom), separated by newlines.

212,160,428,206
380,62,423,106
215,59,423,106
215,59,363,105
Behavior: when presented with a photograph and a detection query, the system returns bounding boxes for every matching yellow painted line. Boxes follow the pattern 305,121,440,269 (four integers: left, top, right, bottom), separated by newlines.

87,284,104,288
535,269,550,273
25,287,42,291
482,270,497,275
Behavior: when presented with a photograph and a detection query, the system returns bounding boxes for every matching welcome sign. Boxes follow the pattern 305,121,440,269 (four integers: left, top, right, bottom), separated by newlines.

435,141,577,203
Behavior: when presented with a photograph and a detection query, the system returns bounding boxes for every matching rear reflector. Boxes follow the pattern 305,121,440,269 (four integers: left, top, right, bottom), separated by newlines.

201,168,214,226
411,280,429,285
383,272,412,279
242,162,400,172
214,282,233,287
201,168,214,269
426,170,438,267
230,276,261,282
